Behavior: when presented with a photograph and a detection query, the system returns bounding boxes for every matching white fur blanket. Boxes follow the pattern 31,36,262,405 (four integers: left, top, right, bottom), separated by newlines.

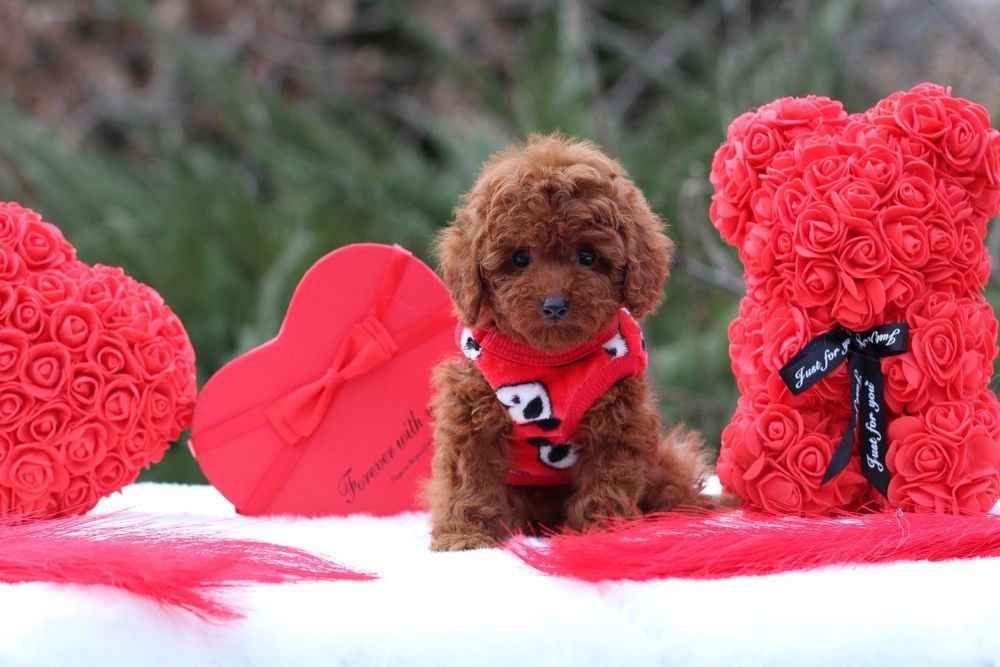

1,481,998,667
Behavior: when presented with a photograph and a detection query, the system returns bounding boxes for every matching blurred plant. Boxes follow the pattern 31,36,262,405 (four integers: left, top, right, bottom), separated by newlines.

4,0,992,484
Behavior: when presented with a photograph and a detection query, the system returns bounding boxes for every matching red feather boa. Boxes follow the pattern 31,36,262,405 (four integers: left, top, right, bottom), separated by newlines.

508,509,1000,581
0,514,372,621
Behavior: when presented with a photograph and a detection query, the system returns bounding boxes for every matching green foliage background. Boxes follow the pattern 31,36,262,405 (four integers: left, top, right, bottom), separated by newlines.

0,1,996,483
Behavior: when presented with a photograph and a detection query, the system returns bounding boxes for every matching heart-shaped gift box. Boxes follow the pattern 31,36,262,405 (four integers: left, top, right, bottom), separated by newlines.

191,244,456,516
0,202,196,518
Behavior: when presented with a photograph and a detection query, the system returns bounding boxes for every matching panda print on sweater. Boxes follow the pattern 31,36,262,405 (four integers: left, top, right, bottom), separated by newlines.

494,382,561,431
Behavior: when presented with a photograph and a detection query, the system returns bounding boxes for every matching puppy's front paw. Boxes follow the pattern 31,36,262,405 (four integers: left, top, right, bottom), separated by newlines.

430,530,500,552
566,493,638,532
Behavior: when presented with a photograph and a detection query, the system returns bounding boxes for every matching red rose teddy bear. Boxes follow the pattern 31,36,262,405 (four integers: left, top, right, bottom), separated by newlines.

710,83,1000,515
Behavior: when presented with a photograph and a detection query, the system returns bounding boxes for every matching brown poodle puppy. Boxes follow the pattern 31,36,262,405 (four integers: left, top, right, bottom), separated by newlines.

428,133,708,551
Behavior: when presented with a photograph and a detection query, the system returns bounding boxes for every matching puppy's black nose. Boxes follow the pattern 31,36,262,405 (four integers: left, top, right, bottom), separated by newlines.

541,296,569,321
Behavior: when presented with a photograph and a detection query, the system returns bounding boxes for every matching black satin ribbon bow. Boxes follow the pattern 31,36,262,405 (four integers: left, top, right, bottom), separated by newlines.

778,323,909,497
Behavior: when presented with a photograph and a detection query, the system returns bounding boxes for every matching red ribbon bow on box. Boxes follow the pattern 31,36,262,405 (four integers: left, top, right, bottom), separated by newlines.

265,314,398,446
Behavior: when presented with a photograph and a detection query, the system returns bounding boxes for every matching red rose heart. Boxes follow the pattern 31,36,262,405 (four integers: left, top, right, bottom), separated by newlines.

711,84,1000,515
190,244,455,517
0,202,196,518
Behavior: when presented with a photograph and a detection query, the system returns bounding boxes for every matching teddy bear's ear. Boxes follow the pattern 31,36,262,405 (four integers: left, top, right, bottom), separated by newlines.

870,85,1000,216
618,184,674,320
710,96,849,249
933,94,1000,217
435,205,488,328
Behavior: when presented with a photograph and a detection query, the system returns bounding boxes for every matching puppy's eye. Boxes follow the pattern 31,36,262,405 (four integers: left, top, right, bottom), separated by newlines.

512,249,532,268
576,247,597,267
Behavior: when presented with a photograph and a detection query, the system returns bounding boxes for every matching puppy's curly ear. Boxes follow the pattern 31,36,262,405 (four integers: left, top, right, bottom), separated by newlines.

435,207,487,327
619,186,674,319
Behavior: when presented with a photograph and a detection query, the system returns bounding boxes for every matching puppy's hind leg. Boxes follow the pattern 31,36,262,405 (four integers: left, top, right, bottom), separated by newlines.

639,425,716,513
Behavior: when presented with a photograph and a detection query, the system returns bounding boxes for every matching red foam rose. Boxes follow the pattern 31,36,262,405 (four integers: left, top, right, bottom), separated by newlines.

0,331,29,381
711,84,1000,516
0,202,196,519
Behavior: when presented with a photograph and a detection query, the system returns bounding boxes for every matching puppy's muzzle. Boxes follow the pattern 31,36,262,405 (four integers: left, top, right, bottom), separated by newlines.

541,296,570,321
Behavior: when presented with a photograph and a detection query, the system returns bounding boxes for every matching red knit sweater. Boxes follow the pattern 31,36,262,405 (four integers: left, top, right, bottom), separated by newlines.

458,308,647,486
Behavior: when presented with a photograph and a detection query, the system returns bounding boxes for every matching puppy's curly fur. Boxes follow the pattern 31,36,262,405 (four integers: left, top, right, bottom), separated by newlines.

428,133,709,551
